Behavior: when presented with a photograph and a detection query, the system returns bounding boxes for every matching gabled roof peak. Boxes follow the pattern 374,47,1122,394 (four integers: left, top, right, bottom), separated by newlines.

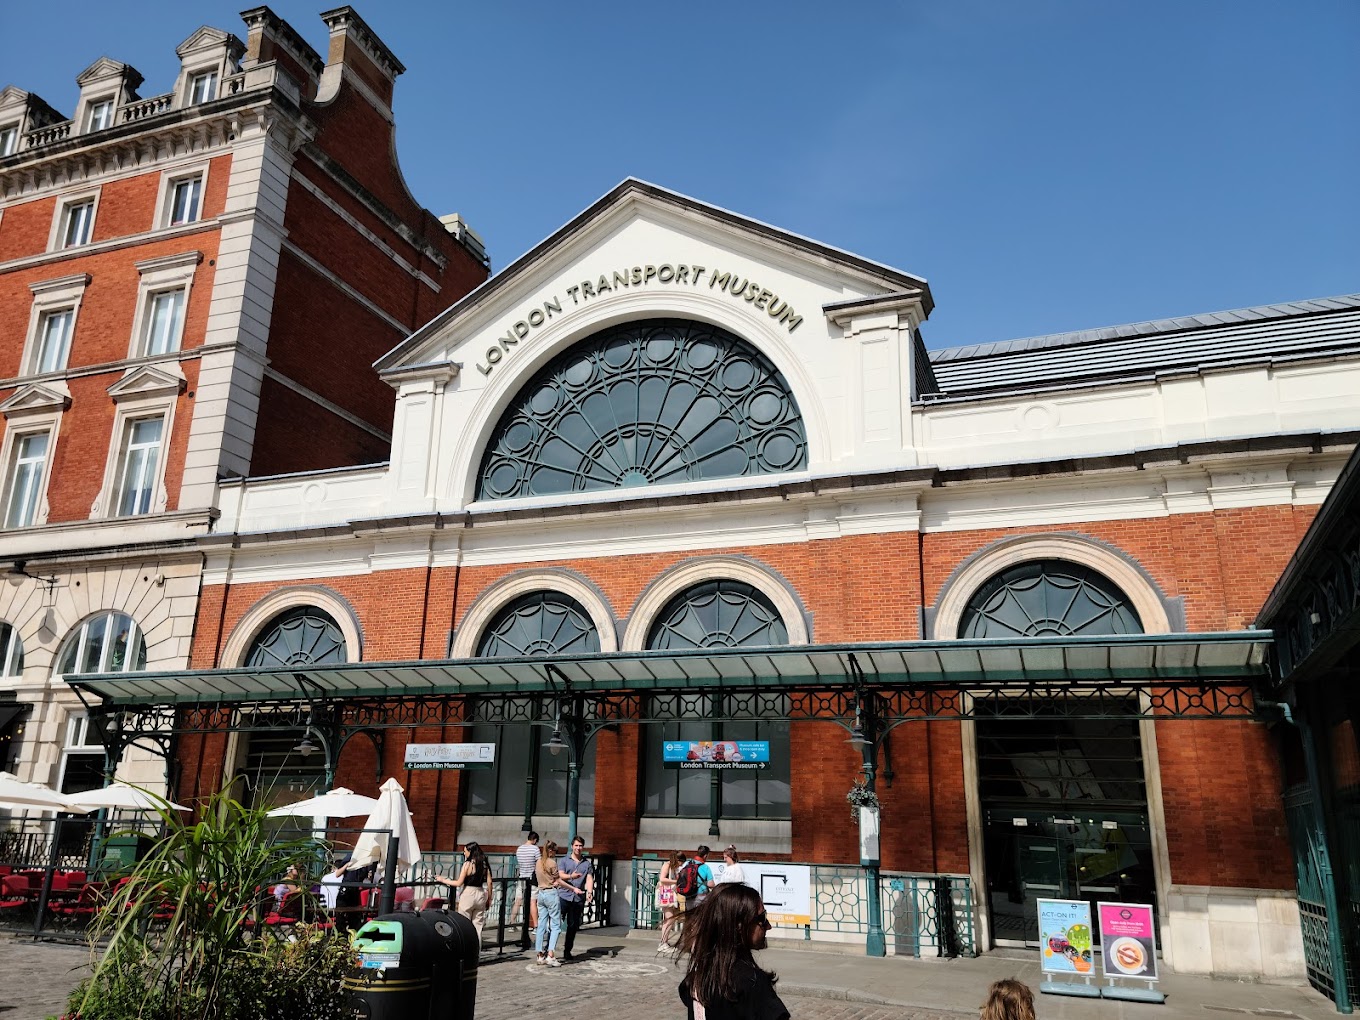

76,57,143,90
176,26,245,60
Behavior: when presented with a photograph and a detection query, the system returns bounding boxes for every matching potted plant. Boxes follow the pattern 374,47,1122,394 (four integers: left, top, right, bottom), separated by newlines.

846,777,880,821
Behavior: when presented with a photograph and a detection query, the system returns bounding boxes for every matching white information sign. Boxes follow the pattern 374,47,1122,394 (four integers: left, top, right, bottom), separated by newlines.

403,742,496,770
748,863,812,926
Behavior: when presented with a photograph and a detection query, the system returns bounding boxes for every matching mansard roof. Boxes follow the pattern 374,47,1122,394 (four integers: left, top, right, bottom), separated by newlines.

374,178,934,375
926,293,1360,399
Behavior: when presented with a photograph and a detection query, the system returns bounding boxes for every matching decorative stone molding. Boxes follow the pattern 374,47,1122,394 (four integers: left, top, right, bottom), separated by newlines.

220,584,364,668
0,381,70,417
451,568,619,657
106,364,187,402
929,533,1176,638
621,555,811,651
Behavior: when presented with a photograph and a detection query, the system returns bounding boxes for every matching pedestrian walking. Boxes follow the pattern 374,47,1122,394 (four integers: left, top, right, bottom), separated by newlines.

557,835,595,960
534,839,570,966
516,830,541,935
656,849,686,950
981,979,1036,1020
714,845,745,886
678,883,788,1020
434,841,490,942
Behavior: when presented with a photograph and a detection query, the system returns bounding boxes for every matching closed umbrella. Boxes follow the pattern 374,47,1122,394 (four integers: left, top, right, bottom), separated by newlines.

266,787,379,819
65,783,188,812
348,777,422,873
0,771,88,812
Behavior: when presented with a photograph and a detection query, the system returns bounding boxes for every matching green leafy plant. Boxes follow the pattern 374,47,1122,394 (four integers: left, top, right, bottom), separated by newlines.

67,785,355,1020
847,778,881,821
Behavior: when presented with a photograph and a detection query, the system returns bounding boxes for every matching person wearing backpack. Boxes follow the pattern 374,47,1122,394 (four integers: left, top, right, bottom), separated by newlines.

692,845,715,905
674,852,702,914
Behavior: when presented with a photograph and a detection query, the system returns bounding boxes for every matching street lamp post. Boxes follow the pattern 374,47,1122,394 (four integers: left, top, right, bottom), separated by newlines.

846,656,886,958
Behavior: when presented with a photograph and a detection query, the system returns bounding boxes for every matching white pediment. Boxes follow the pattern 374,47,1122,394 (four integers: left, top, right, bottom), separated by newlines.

0,86,28,111
106,364,186,402
176,26,244,59
375,179,932,379
0,381,71,417
76,57,141,88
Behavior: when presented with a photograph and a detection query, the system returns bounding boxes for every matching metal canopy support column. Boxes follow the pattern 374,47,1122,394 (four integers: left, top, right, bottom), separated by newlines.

847,654,886,958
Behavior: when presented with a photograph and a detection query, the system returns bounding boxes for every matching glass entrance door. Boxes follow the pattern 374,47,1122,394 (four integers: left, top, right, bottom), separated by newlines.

977,709,1158,947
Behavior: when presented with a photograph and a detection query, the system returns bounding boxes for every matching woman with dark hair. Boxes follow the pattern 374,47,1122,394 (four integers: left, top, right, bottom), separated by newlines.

678,883,788,1020
656,849,685,951
435,841,490,940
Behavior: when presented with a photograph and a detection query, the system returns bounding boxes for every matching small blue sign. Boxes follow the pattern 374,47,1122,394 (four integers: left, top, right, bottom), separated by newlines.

662,740,770,769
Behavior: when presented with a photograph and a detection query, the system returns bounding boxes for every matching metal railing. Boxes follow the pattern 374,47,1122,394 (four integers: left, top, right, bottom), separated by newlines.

630,857,975,957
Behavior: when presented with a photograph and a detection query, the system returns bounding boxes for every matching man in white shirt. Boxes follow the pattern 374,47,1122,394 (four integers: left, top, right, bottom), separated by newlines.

516,831,541,942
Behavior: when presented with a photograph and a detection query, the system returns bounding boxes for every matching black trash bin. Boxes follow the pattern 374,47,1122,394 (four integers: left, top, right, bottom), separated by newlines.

344,909,479,1020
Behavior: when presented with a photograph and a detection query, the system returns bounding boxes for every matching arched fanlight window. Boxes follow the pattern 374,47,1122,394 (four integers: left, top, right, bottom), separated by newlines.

56,612,146,674
474,592,601,658
646,579,789,650
959,560,1144,638
0,622,23,678
465,592,601,818
245,606,347,668
477,318,807,500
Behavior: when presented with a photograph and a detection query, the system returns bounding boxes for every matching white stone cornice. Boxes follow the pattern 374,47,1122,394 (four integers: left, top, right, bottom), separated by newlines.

28,273,90,295
134,250,203,274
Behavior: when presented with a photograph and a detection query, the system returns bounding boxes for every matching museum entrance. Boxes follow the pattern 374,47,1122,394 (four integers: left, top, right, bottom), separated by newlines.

978,709,1156,947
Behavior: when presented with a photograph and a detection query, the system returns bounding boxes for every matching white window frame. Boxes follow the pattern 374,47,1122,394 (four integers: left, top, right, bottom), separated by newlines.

56,612,146,677
1,428,53,529
0,123,18,157
33,309,75,374
113,415,165,517
90,391,177,519
47,187,101,252
21,273,89,377
57,712,107,795
127,251,201,358
84,96,115,132
188,70,219,105
0,621,23,679
153,162,211,230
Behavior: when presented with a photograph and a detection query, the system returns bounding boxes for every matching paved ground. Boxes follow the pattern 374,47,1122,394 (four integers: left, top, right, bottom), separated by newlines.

0,927,1341,1020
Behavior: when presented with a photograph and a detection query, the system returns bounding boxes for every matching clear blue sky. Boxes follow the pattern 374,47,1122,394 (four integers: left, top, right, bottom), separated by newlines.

4,2,1356,349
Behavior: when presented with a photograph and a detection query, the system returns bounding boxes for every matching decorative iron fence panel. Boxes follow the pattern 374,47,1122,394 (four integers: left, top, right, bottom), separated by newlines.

629,857,974,957
1284,782,1343,1003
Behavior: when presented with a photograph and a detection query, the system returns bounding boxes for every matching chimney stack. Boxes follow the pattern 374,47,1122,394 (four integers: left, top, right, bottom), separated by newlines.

239,6,323,100
318,7,404,108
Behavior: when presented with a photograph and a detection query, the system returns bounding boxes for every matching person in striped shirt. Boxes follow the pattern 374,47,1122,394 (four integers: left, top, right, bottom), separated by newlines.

517,831,541,933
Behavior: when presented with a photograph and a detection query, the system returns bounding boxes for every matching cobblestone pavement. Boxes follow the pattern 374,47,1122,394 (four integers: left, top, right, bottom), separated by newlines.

0,936,966,1020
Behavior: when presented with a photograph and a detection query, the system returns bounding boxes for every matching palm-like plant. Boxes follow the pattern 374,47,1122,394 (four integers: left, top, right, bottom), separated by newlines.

73,785,342,1020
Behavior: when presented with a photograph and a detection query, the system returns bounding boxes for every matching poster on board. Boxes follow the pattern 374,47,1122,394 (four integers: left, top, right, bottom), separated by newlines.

1097,902,1159,980
403,742,496,770
745,863,811,926
662,740,769,769
1037,899,1094,975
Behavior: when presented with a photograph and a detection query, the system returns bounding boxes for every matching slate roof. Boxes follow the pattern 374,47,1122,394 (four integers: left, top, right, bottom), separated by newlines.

926,294,1360,398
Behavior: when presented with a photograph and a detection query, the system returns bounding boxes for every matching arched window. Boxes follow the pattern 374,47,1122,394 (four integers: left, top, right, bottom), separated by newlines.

245,607,347,668
646,580,789,649
465,592,601,818
959,561,1143,638
57,612,146,674
475,592,601,658
643,580,791,820
0,622,23,678
477,318,807,500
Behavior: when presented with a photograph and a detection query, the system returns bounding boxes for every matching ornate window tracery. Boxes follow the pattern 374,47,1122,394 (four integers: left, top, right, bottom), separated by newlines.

475,592,601,657
959,560,1143,638
646,579,789,650
245,606,347,668
477,318,806,500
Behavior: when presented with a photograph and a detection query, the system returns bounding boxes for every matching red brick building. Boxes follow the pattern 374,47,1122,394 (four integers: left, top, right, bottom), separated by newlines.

84,180,1360,981
0,8,487,797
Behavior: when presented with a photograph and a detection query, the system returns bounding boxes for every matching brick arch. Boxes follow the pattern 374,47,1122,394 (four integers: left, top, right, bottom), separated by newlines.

219,584,363,667
451,567,618,656
930,533,1176,639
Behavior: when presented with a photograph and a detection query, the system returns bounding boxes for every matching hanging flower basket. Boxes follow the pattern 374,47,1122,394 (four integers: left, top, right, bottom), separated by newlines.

846,781,880,821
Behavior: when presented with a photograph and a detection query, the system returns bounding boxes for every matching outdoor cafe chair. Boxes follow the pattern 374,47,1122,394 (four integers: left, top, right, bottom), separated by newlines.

52,880,105,926
0,875,31,919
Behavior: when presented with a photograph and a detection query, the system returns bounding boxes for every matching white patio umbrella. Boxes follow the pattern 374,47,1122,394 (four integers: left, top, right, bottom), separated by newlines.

266,787,379,819
348,777,422,873
0,771,89,813
65,783,189,812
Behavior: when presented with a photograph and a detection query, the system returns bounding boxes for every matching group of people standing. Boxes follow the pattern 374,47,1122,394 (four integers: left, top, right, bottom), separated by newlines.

655,843,744,951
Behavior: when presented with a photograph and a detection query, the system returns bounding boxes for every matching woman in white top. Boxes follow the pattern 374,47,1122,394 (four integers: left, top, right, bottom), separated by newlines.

715,845,745,885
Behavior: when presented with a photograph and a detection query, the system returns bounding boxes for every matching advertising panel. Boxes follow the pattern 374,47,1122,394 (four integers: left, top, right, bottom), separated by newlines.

662,740,769,769
747,863,811,926
1097,902,1159,980
1037,898,1095,975
403,742,496,770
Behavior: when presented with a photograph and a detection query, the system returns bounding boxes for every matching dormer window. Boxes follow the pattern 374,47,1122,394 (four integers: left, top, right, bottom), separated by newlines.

0,124,17,157
188,70,218,104
85,98,114,132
